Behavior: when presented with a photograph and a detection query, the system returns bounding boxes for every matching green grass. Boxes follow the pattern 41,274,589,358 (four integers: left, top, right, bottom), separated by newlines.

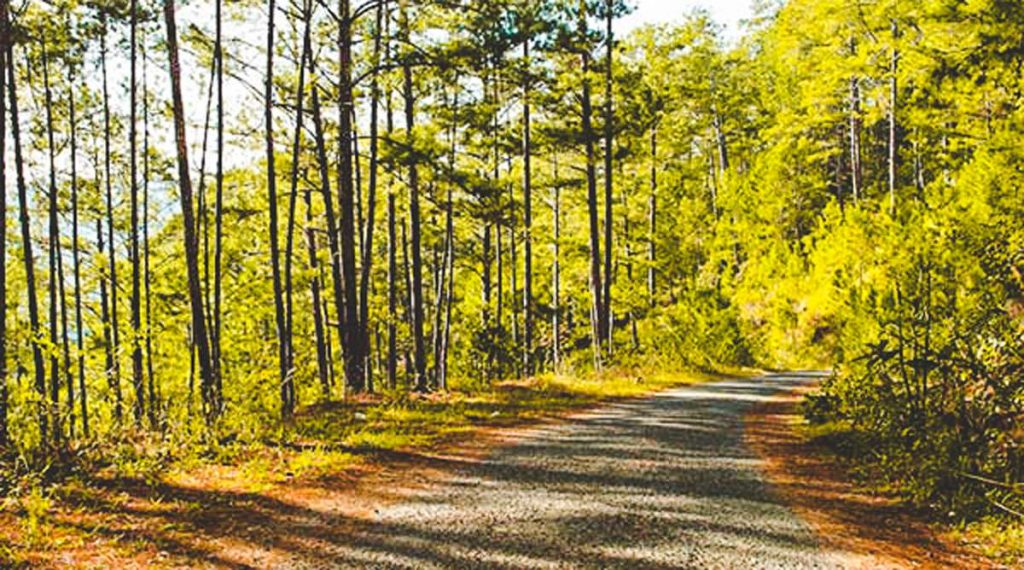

950,517,1024,567
802,412,1024,565
289,367,728,455
156,367,728,493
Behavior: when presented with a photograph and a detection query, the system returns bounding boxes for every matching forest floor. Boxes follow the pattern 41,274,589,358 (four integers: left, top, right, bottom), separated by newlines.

746,379,1008,569
2,370,1009,568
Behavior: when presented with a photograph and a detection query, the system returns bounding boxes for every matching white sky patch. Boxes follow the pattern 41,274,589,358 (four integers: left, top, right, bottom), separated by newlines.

619,0,755,40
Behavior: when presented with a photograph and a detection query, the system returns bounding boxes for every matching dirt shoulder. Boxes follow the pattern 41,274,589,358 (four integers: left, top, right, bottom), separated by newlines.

744,384,1004,570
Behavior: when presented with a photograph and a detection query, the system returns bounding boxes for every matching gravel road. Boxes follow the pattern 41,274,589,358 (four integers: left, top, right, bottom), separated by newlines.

291,372,848,569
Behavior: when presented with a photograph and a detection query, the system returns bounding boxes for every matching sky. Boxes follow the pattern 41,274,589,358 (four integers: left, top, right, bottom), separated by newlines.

620,0,755,40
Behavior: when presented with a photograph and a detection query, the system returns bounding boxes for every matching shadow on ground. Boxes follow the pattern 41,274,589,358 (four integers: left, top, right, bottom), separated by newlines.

51,372,841,569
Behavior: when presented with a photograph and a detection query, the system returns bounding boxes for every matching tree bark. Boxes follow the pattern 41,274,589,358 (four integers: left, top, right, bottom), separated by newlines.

888,19,899,216
848,37,862,204
384,11,398,389
285,0,315,409
164,0,216,423
551,154,561,369
602,0,614,355
264,0,294,417
142,24,157,428
212,0,226,412
101,19,123,423
579,1,604,368
359,0,386,391
0,4,8,446
311,86,348,401
130,0,145,425
647,124,656,307
338,0,365,392
521,33,533,376
42,46,72,442
400,0,426,392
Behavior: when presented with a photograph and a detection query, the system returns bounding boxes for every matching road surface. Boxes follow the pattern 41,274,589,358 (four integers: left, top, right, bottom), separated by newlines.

275,372,851,569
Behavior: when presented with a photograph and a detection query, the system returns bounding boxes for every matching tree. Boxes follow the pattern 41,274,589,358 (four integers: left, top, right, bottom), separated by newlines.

163,0,215,424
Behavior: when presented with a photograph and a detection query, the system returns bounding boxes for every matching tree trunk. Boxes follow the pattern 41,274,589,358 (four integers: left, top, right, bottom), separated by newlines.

263,0,294,417
602,0,614,355
67,39,89,438
400,0,426,392
130,0,146,425
164,0,216,423
579,2,604,368
848,37,862,205
43,46,74,442
101,20,123,423
285,0,315,409
142,24,157,429
41,45,62,443
551,154,561,369
521,34,533,377
359,0,386,392
385,25,398,389
311,86,348,401
712,107,728,173
294,0,329,400
508,179,518,377
338,0,365,392
647,124,656,307
0,5,9,446
212,0,226,412
888,19,899,216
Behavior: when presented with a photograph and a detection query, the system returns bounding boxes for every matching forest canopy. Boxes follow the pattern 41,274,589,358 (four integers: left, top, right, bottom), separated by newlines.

0,0,1021,530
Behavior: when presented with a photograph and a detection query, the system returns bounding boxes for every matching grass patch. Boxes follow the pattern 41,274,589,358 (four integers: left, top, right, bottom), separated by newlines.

950,517,1024,567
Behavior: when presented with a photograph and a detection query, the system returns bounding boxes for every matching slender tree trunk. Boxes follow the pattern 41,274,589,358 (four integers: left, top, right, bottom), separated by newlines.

712,107,728,173
293,0,329,399
439,190,454,390
311,86,348,401
305,188,331,398
212,0,226,412
647,124,656,307
285,0,315,410
41,45,62,443
551,154,560,369
264,0,293,417
360,0,386,391
521,35,533,377
579,3,604,368
164,0,215,423
0,4,8,446
101,21,124,424
45,48,75,440
602,0,614,354
337,0,365,392
622,181,638,351
129,0,146,425
67,45,88,438
496,208,503,335
508,180,519,377
431,85,457,390
400,0,426,391
385,32,398,389
888,19,899,216
96,214,117,434
848,37,862,205
142,24,157,429
401,218,414,385
197,58,215,346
